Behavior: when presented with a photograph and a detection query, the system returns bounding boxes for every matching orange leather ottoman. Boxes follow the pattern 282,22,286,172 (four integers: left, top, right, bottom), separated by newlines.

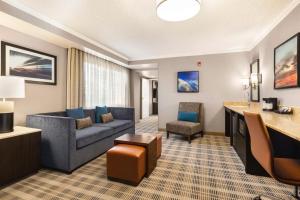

107,144,146,186
156,134,162,159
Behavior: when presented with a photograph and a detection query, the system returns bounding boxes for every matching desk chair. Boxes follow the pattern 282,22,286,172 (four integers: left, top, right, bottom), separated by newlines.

244,112,300,200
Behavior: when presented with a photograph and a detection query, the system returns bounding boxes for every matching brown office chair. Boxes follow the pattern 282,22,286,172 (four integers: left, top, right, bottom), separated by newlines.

244,112,300,200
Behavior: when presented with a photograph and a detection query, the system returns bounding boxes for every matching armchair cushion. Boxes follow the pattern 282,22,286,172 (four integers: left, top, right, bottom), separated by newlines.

178,111,198,122
166,120,202,136
76,126,113,149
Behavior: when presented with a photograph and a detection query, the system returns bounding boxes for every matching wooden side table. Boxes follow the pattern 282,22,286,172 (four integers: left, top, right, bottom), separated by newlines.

0,126,41,187
114,133,157,177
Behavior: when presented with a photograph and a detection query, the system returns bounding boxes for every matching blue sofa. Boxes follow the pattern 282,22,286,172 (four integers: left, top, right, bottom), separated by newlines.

26,107,135,173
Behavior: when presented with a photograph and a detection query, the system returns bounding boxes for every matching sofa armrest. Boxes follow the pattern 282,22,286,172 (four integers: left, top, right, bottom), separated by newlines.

26,115,76,172
108,107,135,122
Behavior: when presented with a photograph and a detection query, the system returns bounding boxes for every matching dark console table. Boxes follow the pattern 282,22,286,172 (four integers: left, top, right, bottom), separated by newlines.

0,126,41,187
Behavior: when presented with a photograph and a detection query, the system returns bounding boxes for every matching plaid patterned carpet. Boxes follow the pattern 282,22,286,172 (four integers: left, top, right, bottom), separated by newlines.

0,116,294,200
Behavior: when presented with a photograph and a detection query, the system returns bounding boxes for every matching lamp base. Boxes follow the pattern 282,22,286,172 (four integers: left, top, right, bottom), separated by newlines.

0,113,14,133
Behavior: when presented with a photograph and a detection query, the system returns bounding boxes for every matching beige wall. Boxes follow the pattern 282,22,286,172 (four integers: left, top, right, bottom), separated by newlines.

0,25,67,125
249,4,300,106
158,53,249,132
130,70,141,122
132,52,249,132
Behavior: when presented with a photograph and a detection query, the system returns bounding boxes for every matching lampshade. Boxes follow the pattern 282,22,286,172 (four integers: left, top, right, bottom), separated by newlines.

156,0,201,22
0,76,25,99
241,77,250,86
250,73,262,84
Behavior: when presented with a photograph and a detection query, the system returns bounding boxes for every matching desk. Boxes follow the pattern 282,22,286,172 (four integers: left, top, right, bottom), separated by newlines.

224,103,300,176
225,104,300,141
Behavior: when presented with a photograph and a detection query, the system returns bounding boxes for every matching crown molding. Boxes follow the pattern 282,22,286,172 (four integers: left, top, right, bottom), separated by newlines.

2,0,299,63
248,0,300,50
129,47,250,62
2,0,129,61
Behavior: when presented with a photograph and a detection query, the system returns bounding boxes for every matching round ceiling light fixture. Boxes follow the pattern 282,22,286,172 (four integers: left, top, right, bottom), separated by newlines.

156,0,201,22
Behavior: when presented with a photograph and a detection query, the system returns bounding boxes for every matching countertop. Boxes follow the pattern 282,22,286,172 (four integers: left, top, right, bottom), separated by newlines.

0,126,41,140
224,104,300,141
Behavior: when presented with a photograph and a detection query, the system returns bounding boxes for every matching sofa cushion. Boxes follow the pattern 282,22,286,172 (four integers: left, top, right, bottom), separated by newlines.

76,126,114,149
83,109,96,123
95,106,108,123
76,117,93,129
102,112,114,123
66,107,85,119
94,119,133,134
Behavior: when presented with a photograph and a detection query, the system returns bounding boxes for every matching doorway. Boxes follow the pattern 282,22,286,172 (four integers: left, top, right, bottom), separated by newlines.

141,78,150,119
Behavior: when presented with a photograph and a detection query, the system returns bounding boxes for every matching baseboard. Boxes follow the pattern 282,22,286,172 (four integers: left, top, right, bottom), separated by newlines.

158,128,224,136
204,131,225,136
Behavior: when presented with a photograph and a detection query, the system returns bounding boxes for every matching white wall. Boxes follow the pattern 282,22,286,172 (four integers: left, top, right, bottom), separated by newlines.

0,25,67,125
130,70,141,122
157,52,249,132
249,4,300,106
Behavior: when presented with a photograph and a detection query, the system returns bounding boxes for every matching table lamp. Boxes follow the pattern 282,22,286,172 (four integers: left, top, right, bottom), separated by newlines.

0,76,25,133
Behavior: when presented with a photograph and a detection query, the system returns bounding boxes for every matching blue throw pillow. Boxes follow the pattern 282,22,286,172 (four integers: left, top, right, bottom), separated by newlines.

178,112,198,122
95,106,108,123
66,107,85,119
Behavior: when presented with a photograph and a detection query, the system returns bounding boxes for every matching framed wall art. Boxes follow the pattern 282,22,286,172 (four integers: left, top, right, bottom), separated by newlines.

177,71,199,93
274,33,300,89
1,41,57,85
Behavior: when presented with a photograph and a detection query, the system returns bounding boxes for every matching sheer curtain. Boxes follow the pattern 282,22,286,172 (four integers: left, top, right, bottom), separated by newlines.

83,53,130,108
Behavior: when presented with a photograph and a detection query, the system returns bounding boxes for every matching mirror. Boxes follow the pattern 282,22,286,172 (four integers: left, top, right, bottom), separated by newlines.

250,59,260,102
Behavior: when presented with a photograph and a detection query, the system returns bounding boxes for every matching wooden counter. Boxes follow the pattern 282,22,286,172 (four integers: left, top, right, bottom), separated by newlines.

224,104,300,142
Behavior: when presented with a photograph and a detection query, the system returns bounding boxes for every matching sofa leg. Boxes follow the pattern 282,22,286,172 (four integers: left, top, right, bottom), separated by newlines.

294,185,299,199
201,131,204,137
188,135,191,144
167,132,169,139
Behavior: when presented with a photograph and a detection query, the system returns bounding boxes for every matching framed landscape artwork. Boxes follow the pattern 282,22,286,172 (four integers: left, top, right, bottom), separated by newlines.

250,59,260,102
177,71,199,93
274,33,300,89
1,42,57,85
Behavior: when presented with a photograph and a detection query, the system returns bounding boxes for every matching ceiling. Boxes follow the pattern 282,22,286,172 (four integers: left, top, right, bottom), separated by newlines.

3,0,298,61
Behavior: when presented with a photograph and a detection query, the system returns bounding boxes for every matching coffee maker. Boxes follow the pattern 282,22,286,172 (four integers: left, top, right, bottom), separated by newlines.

262,98,278,111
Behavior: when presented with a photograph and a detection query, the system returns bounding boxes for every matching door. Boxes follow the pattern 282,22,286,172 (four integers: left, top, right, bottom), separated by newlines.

141,78,150,119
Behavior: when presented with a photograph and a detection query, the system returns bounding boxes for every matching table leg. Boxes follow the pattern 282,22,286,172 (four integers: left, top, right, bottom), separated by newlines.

145,139,157,177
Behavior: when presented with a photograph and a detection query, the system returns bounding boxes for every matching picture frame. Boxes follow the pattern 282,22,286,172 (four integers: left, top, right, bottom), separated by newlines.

177,71,199,93
274,33,300,89
250,59,260,102
1,41,57,85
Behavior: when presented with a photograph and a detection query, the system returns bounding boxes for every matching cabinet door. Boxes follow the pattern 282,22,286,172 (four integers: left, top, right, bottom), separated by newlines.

232,113,238,147
0,132,40,186
0,136,20,185
236,132,246,164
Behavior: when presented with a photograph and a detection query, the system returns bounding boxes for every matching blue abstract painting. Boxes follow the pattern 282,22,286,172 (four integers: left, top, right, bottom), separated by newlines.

177,71,199,92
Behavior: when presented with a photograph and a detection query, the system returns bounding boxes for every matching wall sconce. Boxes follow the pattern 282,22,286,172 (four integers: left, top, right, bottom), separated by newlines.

250,73,262,89
241,77,250,90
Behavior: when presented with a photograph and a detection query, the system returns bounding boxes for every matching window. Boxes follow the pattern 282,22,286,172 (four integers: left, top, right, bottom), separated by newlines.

83,53,130,108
